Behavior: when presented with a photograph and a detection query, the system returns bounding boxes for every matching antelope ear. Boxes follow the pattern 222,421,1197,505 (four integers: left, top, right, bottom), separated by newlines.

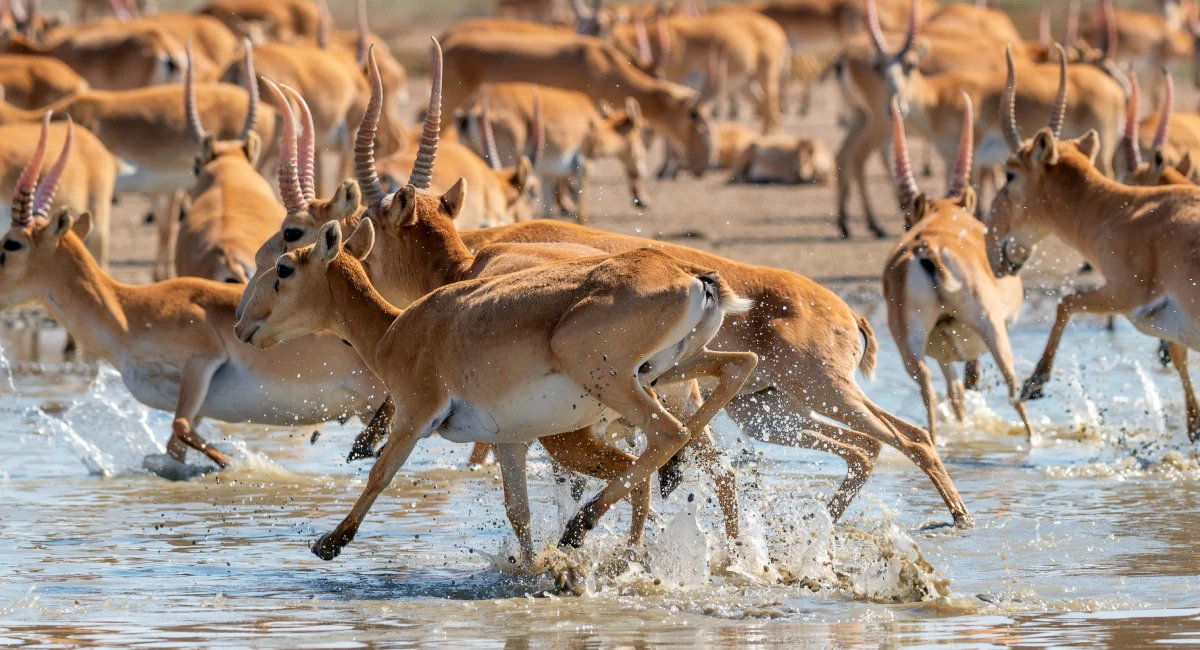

343,218,375,260
50,208,74,240
314,220,342,265
330,179,361,220
71,211,93,240
1177,151,1196,178
956,186,978,214
904,193,928,230
1031,128,1059,166
243,131,262,166
441,178,467,218
1071,129,1100,164
385,184,418,227
913,37,931,62
596,100,613,118
510,157,532,192
624,97,642,122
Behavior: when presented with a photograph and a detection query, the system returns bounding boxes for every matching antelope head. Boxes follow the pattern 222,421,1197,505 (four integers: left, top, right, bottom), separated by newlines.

235,218,376,349
0,112,91,310
662,45,720,177
188,38,262,175
986,44,1099,277
891,92,977,230
235,73,361,319
597,95,650,207
863,0,924,117
351,37,475,306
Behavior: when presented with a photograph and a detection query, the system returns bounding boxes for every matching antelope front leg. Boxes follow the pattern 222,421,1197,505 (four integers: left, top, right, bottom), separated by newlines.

170,355,231,468
152,192,180,282
346,395,395,462
973,306,1035,440
1022,286,1138,401
1166,342,1200,441
495,442,535,565
313,411,431,560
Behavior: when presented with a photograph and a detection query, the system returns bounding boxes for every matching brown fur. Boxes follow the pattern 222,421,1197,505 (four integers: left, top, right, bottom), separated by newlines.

0,54,88,109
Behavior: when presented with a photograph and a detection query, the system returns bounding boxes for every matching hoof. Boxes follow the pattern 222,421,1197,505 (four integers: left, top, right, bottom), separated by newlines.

837,221,850,240
657,450,686,499
143,454,219,481
312,532,343,561
953,511,975,528
1020,379,1045,402
1159,340,1173,368
553,567,587,596
869,225,889,239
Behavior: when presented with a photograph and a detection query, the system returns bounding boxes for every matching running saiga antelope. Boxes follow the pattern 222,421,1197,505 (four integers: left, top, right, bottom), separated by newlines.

456,83,649,221
0,21,184,90
986,65,1200,440
0,115,387,472
175,44,283,283
196,0,319,44
0,54,88,108
883,97,1033,441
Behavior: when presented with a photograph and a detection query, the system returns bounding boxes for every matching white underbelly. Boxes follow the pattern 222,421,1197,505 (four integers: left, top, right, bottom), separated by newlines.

438,373,609,444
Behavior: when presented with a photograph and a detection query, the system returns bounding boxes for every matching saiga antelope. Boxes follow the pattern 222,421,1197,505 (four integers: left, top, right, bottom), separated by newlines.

456,83,649,222
196,0,319,45
715,0,932,56
0,54,88,108
0,115,387,472
438,30,718,178
883,97,1033,441
1116,68,1200,182
0,22,184,90
174,44,283,284
243,44,973,529
1080,0,1193,89
725,125,835,185
987,64,1200,441
0,114,116,266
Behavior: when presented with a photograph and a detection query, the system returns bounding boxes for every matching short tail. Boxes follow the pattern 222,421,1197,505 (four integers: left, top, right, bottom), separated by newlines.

916,246,964,293
856,314,877,380
699,271,754,316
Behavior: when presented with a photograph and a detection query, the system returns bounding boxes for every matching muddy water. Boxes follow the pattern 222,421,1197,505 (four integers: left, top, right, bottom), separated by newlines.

3,295,1200,648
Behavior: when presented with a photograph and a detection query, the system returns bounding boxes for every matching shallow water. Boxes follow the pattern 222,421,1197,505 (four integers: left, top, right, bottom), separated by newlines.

4,298,1200,648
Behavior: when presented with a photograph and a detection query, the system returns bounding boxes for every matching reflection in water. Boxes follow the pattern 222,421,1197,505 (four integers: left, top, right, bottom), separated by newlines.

3,300,1200,648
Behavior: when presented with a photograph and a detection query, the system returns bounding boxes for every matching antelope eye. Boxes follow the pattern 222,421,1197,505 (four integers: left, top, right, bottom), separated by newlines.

283,228,304,243
3,240,22,251
1005,171,1016,183
276,264,293,279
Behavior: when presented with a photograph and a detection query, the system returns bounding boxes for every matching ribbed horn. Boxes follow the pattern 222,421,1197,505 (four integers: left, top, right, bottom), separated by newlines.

409,37,442,191
947,91,974,199
184,39,208,145
354,44,384,209
891,98,919,210
1065,1,1079,44
11,111,49,226
698,45,725,103
1039,6,1051,45
108,0,130,20
32,116,71,221
633,12,652,68
479,88,500,170
238,38,258,140
355,0,368,66
531,86,545,168
1002,44,1023,152
1123,67,1144,171
1048,43,1068,138
8,0,26,24
654,12,671,75
864,0,890,56
315,0,330,49
1099,0,1117,60
281,84,316,202
1152,66,1174,149
897,0,919,58
263,78,305,211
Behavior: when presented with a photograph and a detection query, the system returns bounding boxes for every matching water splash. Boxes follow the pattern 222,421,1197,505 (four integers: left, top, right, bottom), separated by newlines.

0,343,16,394
1134,359,1167,440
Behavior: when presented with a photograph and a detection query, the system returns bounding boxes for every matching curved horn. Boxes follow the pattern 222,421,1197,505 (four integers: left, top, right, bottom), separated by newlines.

1048,43,1068,138
355,0,368,66
32,116,71,220
1153,66,1174,149
698,45,725,103
263,78,305,211
315,0,330,49
654,12,671,74
281,84,316,202
633,12,652,67
238,39,258,140
109,0,130,20
571,0,593,20
184,39,208,145
1065,1,1079,44
479,88,500,170
354,45,384,210
409,37,442,191
891,98,919,209
947,91,974,199
1099,0,1117,60
897,0,919,58
11,111,49,226
1039,6,1051,45
1124,67,1144,171
864,0,890,55
8,0,26,24
531,86,545,168
1002,44,1023,152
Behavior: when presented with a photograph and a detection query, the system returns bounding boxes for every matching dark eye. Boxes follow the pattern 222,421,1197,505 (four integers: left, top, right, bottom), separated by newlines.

3,240,22,251
276,264,293,279
1005,171,1015,183
283,228,304,243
